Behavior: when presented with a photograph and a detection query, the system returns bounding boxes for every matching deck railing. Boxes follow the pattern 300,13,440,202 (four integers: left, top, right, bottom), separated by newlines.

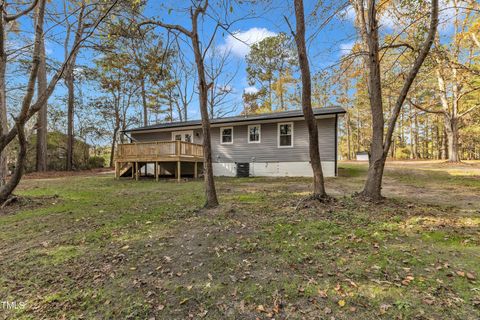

116,140,203,162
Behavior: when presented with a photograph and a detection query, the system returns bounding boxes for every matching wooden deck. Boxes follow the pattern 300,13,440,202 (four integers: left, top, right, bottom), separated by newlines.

114,140,204,181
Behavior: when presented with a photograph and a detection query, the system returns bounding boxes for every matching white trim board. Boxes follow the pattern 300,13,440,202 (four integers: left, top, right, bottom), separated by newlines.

220,126,234,144
128,114,338,134
212,161,336,178
247,124,261,143
277,122,294,148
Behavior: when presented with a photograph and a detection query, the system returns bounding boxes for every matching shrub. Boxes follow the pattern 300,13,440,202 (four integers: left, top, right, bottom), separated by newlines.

87,156,105,169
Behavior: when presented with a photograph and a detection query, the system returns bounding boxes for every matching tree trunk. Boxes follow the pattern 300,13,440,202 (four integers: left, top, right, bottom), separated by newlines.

445,116,460,162
36,32,48,172
64,4,85,171
414,109,419,158
279,82,285,111
346,111,351,160
65,68,74,171
293,0,327,199
268,78,273,111
360,0,385,200
354,0,438,200
409,106,415,159
191,7,218,208
0,123,27,203
110,127,118,168
0,14,8,186
141,78,148,126
0,0,46,204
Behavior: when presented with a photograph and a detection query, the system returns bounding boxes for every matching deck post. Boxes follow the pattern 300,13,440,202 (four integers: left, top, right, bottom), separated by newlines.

114,161,118,179
135,162,139,181
175,140,181,156
194,162,198,179
155,161,159,182
177,161,181,182
131,162,134,179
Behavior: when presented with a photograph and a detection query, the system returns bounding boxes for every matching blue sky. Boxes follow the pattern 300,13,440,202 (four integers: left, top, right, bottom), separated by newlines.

10,0,457,130
143,0,357,119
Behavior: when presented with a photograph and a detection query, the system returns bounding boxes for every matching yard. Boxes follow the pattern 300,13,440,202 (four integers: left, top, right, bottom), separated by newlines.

1,161,479,319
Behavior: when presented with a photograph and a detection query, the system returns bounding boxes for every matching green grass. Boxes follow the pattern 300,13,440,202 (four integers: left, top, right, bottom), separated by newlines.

0,162,479,319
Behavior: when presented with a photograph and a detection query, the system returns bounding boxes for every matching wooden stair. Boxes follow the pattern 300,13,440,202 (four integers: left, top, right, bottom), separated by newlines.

119,163,133,177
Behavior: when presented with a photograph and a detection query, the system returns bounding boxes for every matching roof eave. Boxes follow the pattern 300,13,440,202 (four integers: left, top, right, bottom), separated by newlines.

123,108,346,133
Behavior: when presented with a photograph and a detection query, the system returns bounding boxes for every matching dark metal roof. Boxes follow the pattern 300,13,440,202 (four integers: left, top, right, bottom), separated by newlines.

124,106,346,133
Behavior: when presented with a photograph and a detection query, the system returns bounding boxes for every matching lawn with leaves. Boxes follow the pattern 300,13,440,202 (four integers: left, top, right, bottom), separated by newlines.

0,161,479,319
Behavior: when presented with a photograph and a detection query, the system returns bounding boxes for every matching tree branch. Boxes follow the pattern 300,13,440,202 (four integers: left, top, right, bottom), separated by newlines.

458,104,480,118
379,42,415,51
5,0,40,22
408,98,444,114
138,19,192,37
383,0,439,155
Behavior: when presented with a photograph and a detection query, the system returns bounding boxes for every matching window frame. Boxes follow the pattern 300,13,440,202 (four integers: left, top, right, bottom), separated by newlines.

171,130,194,142
277,122,294,148
220,126,234,145
247,124,261,144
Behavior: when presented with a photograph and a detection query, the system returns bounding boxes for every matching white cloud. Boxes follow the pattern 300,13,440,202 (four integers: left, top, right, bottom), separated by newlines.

219,27,277,58
340,41,355,54
244,86,259,94
344,5,396,29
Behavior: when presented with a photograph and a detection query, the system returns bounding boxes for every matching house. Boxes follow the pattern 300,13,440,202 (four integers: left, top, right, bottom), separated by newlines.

116,106,346,180
356,151,369,161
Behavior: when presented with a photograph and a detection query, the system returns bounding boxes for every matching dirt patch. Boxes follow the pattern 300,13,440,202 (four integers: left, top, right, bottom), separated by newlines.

0,195,60,215
23,168,113,180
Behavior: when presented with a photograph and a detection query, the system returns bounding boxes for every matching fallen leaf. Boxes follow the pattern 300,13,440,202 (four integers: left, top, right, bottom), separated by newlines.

379,304,391,314
324,307,332,314
157,304,165,311
256,305,266,312
456,271,465,277
466,272,476,280
179,298,189,305
318,289,328,298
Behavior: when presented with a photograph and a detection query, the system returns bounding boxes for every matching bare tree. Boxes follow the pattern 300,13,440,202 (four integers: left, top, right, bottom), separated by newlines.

350,0,438,200
64,0,87,171
172,56,195,122
206,45,238,119
0,1,42,185
0,0,119,204
288,0,328,199
35,9,48,172
141,0,220,208
0,0,46,203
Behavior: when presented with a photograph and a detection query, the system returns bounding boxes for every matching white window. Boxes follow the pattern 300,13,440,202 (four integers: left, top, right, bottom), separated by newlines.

278,122,293,148
172,131,193,142
220,127,233,144
248,124,261,143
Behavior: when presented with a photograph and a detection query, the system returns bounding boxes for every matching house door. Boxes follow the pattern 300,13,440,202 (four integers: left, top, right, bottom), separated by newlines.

172,131,193,143
172,131,194,155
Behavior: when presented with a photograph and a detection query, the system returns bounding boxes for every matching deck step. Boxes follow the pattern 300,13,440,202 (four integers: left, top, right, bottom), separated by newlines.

119,163,133,177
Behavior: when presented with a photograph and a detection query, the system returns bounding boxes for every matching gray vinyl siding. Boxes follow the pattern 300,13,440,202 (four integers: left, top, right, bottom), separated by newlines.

212,118,335,162
131,129,203,144
130,117,336,163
